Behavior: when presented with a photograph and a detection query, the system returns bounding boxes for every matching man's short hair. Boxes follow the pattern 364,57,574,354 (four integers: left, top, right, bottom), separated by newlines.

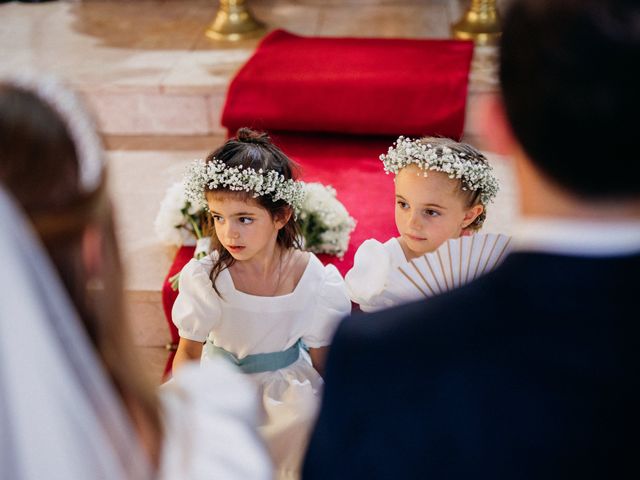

500,0,640,199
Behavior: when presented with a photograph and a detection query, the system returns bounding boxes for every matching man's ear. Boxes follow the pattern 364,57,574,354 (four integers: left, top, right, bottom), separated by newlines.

81,225,103,278
475,94,519,156
462,204,484,229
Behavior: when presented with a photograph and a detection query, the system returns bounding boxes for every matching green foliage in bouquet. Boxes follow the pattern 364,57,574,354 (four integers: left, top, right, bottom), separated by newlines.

296,183,356,259
298,211,324,249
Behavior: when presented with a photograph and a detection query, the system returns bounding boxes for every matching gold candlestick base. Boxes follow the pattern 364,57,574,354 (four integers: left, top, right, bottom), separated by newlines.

452,0,502,45
206,0,265,42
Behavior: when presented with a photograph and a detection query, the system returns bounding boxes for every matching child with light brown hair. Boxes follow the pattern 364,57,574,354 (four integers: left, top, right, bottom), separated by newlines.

346,136,499,312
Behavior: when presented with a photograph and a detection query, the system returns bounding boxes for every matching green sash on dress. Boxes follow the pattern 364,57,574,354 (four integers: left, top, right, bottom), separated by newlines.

206,339,302,374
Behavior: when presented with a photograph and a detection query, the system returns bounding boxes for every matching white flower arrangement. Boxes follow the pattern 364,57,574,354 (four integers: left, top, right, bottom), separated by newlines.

183,158,305,216
297,182,356,259
154,182,215,289
154,182,201,247
380,136,499,205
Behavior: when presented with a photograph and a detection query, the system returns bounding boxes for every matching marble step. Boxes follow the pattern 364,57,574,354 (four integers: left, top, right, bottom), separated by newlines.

86,66,496,138
80,44,497,138
0,0,496,138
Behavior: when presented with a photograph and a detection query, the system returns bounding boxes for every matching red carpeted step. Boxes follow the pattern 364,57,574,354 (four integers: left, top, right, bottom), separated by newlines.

223,29,474,139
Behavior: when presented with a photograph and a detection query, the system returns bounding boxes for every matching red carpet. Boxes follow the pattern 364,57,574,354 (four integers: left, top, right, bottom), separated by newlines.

161,30,474,378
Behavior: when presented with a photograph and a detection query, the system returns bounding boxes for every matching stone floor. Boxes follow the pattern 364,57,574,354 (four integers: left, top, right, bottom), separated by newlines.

0,0,517,381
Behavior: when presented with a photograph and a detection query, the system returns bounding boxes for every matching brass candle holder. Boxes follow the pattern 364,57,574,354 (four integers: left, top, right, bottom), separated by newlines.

452,0,502,45
206,0,265,42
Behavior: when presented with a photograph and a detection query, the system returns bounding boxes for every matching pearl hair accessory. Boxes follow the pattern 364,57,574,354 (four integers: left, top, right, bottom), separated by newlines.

1,73,104,193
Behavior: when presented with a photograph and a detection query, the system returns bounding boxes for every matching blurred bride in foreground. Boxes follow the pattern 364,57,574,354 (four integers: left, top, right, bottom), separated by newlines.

0,74,272,480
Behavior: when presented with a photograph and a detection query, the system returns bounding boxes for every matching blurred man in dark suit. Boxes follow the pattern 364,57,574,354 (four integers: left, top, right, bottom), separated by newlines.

303,0,640,478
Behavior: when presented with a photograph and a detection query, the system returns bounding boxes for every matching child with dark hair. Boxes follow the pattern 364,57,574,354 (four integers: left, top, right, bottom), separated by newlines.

172,128,351,480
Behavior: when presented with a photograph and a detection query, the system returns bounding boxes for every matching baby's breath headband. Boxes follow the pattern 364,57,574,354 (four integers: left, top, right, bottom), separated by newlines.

183,159,305,215
380,136,499,205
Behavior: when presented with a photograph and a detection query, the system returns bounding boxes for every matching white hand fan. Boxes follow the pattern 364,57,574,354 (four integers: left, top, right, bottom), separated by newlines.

396,233,512,298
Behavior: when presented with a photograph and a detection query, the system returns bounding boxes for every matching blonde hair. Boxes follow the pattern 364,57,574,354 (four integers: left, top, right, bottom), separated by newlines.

417,136,491,230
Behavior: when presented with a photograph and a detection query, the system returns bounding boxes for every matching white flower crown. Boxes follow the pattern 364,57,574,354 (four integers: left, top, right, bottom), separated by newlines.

380,136,499,205
183,159,305,215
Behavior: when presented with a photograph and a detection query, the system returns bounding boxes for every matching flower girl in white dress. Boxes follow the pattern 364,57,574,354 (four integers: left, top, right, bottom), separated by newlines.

172,128,351,480
346,136,500,312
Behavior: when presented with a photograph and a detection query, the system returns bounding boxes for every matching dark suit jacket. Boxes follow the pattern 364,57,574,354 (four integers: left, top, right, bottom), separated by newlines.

303,251,640,479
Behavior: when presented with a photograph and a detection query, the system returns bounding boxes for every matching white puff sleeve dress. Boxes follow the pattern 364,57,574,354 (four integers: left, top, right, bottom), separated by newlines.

345,237,420,312
172,252,351,480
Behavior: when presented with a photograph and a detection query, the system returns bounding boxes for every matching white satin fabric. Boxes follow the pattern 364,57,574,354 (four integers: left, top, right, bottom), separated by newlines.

0,187,151,480
159,361,273,480
345,237,419,312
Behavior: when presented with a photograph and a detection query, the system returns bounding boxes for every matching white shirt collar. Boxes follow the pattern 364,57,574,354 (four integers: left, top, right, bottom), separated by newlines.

513,217,640,257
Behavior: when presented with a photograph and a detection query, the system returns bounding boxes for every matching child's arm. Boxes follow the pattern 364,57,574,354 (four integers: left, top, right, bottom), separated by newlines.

309,346,329,377
303,263,351,378
172,338,203,372
171,258,221,374
345,239,396,312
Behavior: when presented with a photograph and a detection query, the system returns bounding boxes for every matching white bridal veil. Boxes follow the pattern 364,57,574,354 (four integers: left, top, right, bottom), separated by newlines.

0,187,151,479
0,72,274,480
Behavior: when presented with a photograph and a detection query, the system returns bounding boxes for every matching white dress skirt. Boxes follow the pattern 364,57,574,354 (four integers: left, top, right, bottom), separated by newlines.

159,360,273,480
345,237,421,312
172,252,351,480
